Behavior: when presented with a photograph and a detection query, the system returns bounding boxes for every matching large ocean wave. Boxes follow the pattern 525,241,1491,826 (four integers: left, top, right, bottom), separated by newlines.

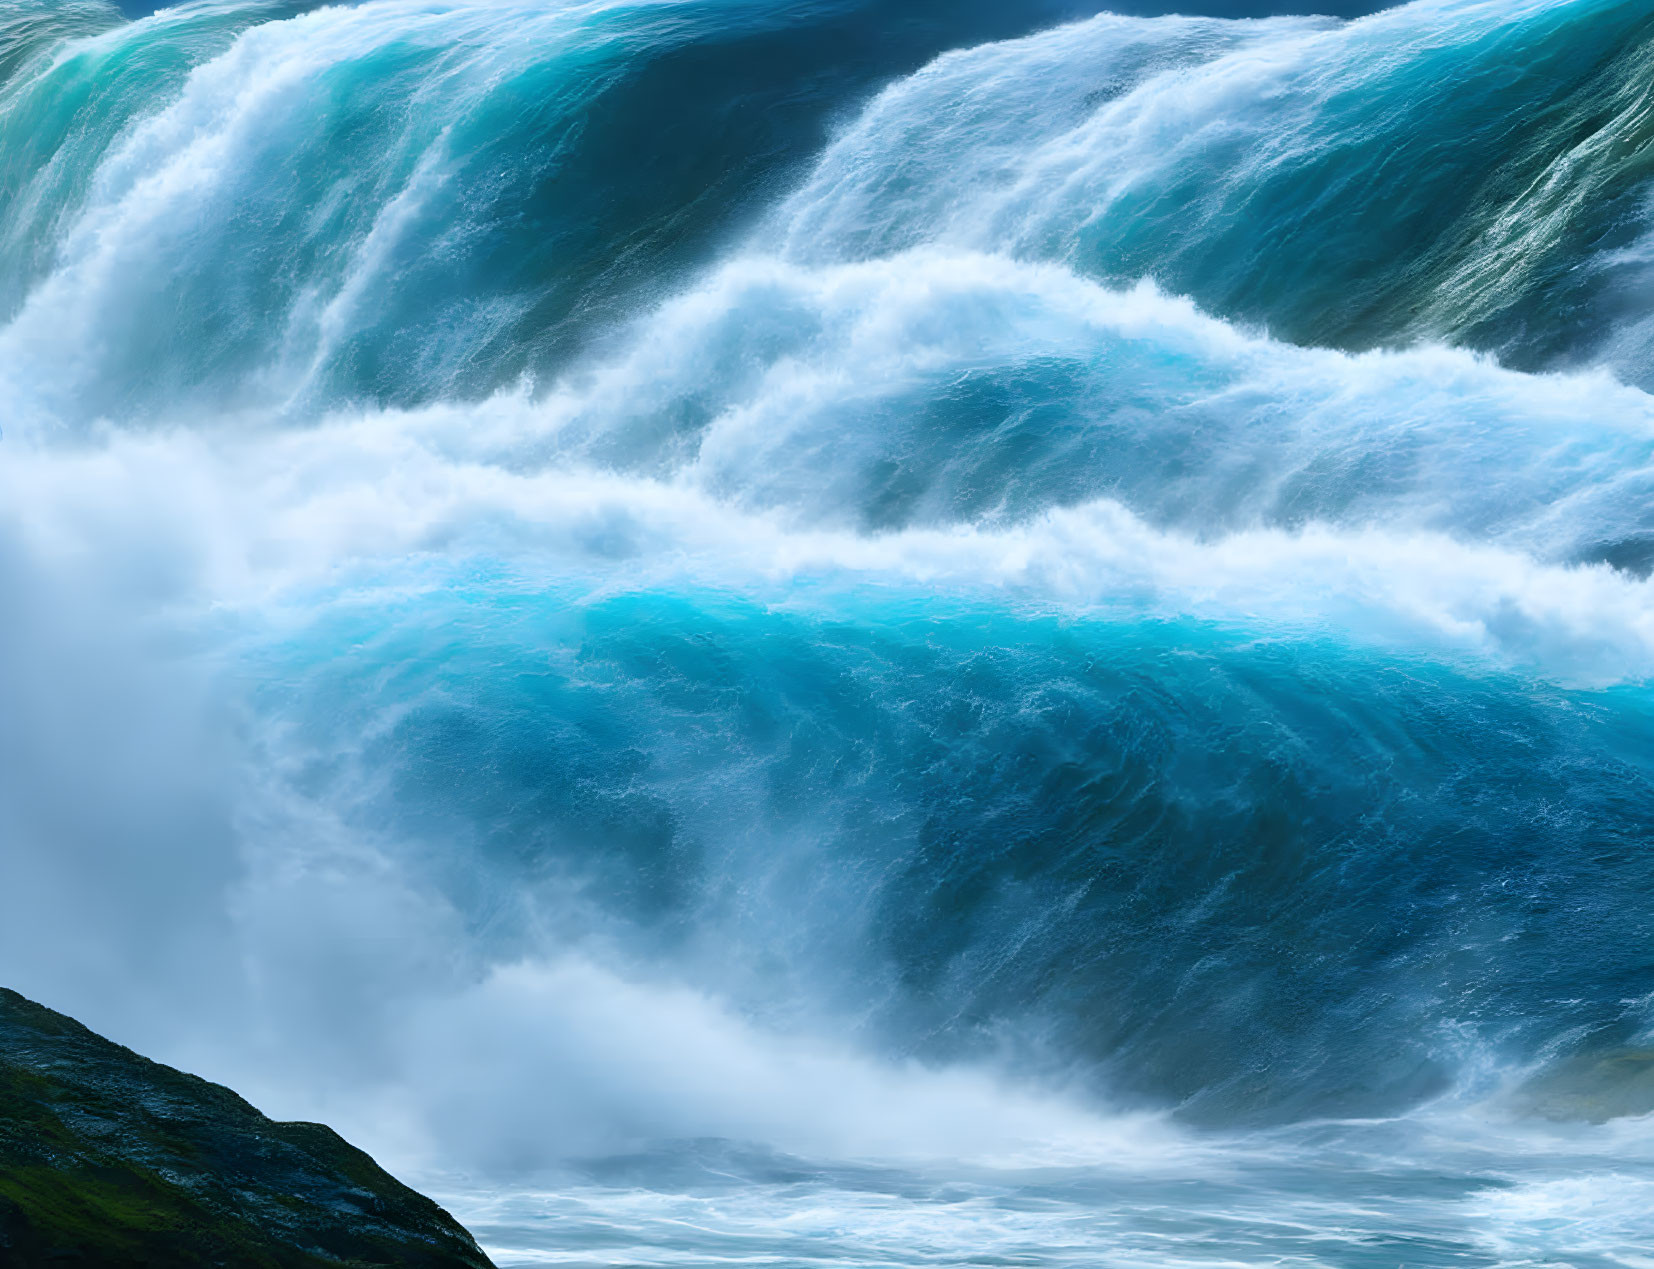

2,0,1652,1264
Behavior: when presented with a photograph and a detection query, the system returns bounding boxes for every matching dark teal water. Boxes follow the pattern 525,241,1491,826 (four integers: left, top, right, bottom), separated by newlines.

1,1,1652,1264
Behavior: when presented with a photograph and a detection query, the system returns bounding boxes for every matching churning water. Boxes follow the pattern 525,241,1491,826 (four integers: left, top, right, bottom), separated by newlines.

2,0,1653,1264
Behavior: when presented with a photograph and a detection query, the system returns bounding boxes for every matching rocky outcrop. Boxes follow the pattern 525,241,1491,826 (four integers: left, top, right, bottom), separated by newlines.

0,987,494,1268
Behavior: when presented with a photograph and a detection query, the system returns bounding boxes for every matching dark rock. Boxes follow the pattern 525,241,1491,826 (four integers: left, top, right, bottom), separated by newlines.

0,987,494,1269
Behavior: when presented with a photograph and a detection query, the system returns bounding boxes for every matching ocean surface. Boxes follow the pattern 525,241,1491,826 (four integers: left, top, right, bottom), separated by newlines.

2,0,1653,1264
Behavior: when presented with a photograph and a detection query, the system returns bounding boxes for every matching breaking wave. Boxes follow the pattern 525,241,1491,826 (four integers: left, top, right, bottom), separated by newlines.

3,0,1653,1262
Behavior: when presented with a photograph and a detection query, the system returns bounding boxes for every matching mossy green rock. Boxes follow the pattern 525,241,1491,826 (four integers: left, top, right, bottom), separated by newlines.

0,987,494,1268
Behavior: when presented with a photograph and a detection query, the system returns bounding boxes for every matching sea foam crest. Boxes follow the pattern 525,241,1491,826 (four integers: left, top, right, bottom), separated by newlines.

7,248,1654,686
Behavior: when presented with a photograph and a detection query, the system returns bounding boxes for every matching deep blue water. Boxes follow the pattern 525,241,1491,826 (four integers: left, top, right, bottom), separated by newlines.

2,1,1653,1265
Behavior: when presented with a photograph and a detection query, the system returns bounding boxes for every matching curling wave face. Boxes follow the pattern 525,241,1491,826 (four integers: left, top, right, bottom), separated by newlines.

778,0,1654,380
2,0,1654,1264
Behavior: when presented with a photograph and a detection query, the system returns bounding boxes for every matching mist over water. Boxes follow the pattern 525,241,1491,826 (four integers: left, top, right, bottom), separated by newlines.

3,0,1654,1265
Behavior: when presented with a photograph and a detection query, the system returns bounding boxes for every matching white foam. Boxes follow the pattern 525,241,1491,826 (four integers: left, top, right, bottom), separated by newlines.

9,248,1653,681
1466,1175,1654,1268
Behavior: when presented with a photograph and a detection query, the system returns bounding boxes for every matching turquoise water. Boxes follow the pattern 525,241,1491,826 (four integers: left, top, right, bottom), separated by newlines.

1,1,1652,1264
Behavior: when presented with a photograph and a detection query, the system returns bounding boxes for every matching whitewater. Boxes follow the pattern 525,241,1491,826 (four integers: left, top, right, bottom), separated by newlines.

2,0,1653,1263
